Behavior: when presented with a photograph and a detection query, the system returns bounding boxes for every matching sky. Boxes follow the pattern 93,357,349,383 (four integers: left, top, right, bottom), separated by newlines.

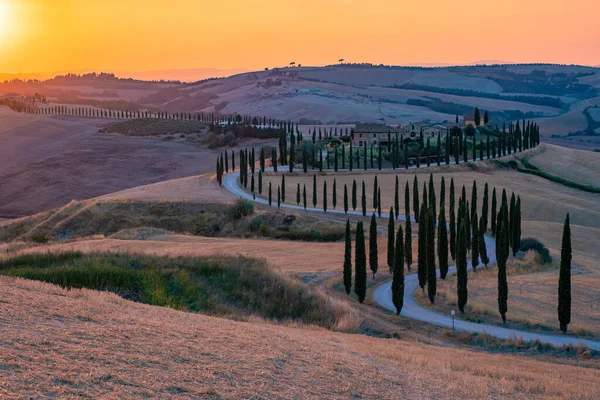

0,0,599,77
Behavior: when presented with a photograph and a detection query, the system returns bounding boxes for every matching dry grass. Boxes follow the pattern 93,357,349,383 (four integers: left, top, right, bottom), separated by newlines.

2,276,600,398
419,254,600,338
524,144,600,187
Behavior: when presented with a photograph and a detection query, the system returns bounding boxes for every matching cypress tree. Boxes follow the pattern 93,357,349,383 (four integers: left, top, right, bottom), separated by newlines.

429,173,436,217
497,223,508,323
343,184,349,214
323,181,327,213
388,208,395,273
225,151,229,173
268,182,272,207
281,175,286,203
394,176,400,219
312,174,317,208
232,150,235,172
417,206,428,292
405,216,413,272
509,192,516,249
449,178,456,260
482,183,489,232
427,205,436,304
260,147,265,172
334,147,338,172
352,180,357,211
413,176,420,223
303,184,307,210
361,181,367,216
457,221,468,313
296,183,301,205
392,224,405,314
474,107,481,126
404,181,410,221
377,188,382,218
479,215,489,268
558,213,572,333
373,176,378,209
272,148,278,172
369,214,378,278
343,219,352,295
440,176,446,216
251,173,255,194
258,171,263,194
491,187,497,235
438,201,449,279
471,210,479,271
355,221,367,303
333,179,337,209
513,196,521,256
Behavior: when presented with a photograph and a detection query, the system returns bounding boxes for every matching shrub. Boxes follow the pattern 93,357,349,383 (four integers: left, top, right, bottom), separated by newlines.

520,237,552,264
228,200,255,220
249,216,266,232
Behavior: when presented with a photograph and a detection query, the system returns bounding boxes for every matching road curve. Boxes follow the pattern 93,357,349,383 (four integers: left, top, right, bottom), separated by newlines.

222,169,600,350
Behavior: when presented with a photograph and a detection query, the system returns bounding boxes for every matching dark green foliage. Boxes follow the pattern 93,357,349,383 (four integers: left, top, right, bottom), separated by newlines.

491,187,497,235
352,180,357,211
361,181,367,216
428,173,436,217
438,201,448,279
323,181,327,213
479,216,489,267
387,208,395,273
333,179,337,209
520,237,552,264
355,221,367,303
474,107,481,126
277,186,281,209
392,225,405,315
303,184,307,210
369,214,378,278
471,211,479,271
558,214,572,333
343,219,352,295
228,199,255,220
344,184,349,214
456,222,468,313
394,176,400,219
296,183,301,206
497,223,508,323
449,178,456,260
405,217,412,272
426,206,436,304
281,175,286,203
404,181,410,221
268,182,272,207
258,170,263,194
413,176,420,223
417,206,428,291
312,174,317,208
481,183,489,233
377,188,382,217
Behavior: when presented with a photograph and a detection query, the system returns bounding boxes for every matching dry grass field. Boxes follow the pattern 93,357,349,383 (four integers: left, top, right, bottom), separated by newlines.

2,276,600,399
524,144,600,187
417,253,600,338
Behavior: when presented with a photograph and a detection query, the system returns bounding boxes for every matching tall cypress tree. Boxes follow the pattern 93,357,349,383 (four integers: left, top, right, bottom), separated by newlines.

323,181,327,213
449,178,456,260
377,188,382,217
268,182,272,207
355,221,367,303
332,179,337,210
558,213,572,333
491,187,497,235
497,222,508,323
387,208,395,273
392,225,405,314
277,186,281,208
481,183,489,233
413,176,420,223
427,205,437,304
405,216,413,272
479,215,489,268
372,176,378,209
361,181,367,216
281,175,286,203
343,219,352,295
258,171,263,194
369,214,378,278
343,184,349,214
296,183,301,205
440,176,446,216
457,222,468,313
312,174,317,208
404,181,410,221
438,201,449,279
417,206,428,292
394,176,400,219
429,173,436,217
352,180,357,211
471,210,479,271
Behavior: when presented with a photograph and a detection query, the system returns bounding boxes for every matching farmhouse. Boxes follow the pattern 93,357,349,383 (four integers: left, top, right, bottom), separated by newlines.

352,124,398,147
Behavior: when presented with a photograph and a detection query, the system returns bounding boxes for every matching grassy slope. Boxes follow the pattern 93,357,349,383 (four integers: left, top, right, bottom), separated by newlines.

2,276,599,398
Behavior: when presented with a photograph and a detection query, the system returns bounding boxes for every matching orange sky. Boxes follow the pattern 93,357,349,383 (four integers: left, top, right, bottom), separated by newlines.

0,0,599,76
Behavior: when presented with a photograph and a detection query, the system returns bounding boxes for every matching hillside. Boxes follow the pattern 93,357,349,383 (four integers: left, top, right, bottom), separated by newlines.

4,64,600,138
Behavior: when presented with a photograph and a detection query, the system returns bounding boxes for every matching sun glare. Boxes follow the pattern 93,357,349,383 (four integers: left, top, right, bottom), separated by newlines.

0,0,13,42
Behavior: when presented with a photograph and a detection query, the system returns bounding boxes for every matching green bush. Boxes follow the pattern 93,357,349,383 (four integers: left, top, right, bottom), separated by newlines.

520,237,552,264
228,200,255,220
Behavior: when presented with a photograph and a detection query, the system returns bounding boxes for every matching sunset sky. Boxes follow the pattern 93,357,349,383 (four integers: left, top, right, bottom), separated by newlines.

0,0,598,77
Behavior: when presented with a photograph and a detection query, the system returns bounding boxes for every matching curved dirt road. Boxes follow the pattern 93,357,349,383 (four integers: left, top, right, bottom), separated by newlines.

223,169,600,350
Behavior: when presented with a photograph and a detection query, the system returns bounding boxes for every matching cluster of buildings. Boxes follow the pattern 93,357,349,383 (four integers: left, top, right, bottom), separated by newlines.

352,117,477,147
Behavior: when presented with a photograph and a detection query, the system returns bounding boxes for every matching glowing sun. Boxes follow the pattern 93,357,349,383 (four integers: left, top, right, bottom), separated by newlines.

0,0,13,42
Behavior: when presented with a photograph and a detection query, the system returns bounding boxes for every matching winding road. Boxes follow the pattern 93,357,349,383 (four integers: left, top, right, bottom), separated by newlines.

223,168,600,351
